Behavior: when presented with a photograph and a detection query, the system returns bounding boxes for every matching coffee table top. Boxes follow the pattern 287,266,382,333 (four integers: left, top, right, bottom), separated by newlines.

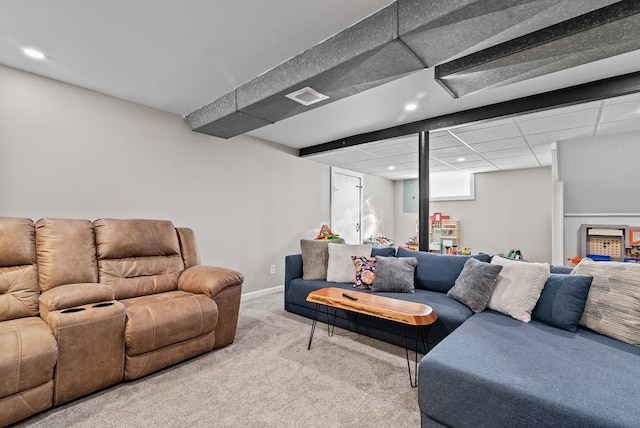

306,287,437,326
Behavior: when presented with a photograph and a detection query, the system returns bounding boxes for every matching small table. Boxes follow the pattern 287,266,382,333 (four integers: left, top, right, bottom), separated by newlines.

306,287,437,387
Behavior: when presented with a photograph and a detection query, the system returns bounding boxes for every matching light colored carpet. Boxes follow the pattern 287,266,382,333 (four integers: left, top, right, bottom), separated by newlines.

15,291,421,427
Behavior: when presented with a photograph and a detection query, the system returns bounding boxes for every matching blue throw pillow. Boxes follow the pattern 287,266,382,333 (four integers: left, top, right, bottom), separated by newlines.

396,247,491,293
532,274,593,332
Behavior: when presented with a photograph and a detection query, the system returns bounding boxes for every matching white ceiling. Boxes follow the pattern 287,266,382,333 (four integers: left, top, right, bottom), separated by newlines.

306,91,640,180
2,1,640,178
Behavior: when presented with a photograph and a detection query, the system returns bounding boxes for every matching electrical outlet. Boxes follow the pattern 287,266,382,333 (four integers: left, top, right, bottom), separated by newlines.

270,264,276,274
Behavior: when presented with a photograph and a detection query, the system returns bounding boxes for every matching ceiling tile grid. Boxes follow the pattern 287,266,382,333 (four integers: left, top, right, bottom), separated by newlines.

306,92,640,181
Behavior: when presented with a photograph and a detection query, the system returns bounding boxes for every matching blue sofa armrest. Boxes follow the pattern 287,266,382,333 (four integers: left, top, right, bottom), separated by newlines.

285,254,303,311
285,254,303,292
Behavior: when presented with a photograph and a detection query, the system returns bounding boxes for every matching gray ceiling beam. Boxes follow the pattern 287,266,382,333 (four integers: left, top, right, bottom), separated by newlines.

435,0,640,97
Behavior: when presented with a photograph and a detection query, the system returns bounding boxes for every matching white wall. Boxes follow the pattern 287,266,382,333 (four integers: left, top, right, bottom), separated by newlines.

0,65,393,294
555,131,640,264
394,167,552,262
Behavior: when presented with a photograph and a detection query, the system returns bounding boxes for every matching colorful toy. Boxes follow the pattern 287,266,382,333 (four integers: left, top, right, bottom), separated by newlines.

315,224,341,240
567,256,582,265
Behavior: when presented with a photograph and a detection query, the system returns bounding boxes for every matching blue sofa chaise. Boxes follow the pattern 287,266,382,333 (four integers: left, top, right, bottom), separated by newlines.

285,247,640,427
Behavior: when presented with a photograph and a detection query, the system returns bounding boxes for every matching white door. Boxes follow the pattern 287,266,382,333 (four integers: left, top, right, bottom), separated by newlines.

331,167,362,244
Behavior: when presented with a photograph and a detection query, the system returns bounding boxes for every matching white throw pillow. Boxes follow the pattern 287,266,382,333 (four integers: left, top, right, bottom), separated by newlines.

486,256,550,322
326,243,372,283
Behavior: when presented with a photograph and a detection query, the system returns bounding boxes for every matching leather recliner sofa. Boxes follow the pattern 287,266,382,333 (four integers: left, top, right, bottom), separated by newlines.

0,217,244,426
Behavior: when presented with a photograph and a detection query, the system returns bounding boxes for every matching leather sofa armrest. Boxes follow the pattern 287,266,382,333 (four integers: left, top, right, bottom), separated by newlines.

178,265,244,298
39,283,115,321
179,265,243,348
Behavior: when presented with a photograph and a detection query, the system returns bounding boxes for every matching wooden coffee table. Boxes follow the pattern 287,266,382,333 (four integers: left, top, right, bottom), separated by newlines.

306,287,437,387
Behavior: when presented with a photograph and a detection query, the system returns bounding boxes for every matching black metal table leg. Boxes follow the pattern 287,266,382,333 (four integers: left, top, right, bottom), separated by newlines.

401,325,419,388
307,303,320,350
328,306,337,337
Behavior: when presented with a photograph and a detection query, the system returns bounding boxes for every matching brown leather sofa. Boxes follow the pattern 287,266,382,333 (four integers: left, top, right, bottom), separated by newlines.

0,217,244,426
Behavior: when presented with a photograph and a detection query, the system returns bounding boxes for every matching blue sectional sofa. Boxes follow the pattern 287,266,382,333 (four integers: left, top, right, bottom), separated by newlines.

284,247,640,427
285,247,490,350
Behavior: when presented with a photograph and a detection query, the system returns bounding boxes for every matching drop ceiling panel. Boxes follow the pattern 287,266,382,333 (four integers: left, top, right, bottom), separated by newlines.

363,143,417,157
430,145,474,158
430,164,457,172
481,147,534,160
469,137,527,152
430,133,464,149
499,162,540,171
437,153,483,163
596,118,640,135
442,160,495,169
531,143,555,154
491,155,539,167
403,161,419,169
524,126,595,145
599,100,640,123
517,108,600,135
357,158,397,168
388,153,419,164
339,150,386,163
448,117,515,132
464,165,500,174
453,123,522,143
514,101,601,121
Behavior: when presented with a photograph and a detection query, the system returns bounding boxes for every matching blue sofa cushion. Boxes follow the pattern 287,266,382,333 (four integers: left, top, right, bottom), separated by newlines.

397,248,491,293
532,273,593,332
419,311,640,428
371,247,396,257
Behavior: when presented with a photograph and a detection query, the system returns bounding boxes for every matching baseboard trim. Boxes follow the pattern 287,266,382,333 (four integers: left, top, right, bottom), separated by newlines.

241,285,284,302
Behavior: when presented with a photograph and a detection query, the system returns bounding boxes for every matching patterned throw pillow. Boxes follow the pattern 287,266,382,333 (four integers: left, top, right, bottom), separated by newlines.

352,256,376,289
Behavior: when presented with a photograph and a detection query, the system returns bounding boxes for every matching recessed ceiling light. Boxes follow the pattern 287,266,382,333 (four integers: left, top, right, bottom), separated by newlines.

23,48,46,60
388,166,395,170
456,157,466,162
405,103,417,111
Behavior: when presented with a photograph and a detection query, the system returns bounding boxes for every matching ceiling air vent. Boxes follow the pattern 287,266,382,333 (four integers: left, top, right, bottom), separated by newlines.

285,87,329,106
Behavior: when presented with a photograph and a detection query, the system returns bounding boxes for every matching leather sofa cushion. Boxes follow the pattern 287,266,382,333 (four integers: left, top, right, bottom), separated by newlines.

0,265,39,322
0,218,39,321
121,291,218,356
94,219,181,259
36,218,99,292
0,317,57,399
0,218,36,267
0,381,53,427
94,219,185,299
99,256,183,299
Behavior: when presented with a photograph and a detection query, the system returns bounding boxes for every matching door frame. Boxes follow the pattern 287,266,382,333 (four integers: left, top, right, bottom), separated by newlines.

330,166,363,244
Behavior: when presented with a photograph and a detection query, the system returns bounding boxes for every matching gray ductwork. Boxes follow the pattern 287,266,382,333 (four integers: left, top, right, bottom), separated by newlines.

185,4,424,139
435,0,640,97
186,0,638,139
